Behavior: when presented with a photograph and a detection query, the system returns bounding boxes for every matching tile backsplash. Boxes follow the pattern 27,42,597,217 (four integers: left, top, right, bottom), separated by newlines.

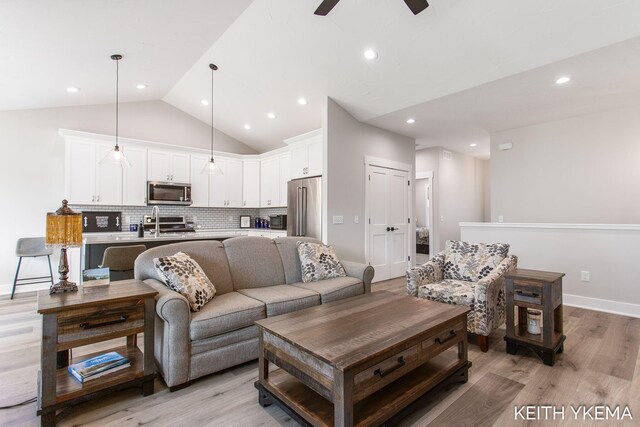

71,204,288,230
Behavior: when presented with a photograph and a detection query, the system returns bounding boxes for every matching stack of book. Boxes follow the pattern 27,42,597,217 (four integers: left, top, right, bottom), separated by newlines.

68,351,130,383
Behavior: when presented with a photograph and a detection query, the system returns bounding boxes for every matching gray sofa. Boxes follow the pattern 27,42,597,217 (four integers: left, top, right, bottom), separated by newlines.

134,236,374,390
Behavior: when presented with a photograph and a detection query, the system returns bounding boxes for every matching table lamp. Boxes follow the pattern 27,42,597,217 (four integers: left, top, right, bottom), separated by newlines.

46,200,83,294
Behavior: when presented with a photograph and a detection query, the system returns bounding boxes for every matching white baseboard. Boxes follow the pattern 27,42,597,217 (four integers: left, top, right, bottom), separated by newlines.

564,293,640,319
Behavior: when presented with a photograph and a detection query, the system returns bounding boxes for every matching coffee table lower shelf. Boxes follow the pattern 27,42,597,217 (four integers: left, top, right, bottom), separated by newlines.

256,355,471,427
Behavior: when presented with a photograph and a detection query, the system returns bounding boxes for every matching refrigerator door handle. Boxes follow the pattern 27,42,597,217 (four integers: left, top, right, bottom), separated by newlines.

297,186,303,236
301,186,308,236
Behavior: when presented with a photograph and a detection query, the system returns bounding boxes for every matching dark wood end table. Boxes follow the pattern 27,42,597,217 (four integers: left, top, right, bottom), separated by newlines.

504,268,566,366
36,279,157,426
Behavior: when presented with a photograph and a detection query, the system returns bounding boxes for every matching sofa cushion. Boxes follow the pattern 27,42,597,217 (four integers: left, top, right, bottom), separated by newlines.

274,237,322,284
292,276,364,304
418,279,475,307
190,291,265,341
297,241,347,283
135,240,234,295
237,285,321,317
154,252,216,312
443,240,510,282
223,236,286,289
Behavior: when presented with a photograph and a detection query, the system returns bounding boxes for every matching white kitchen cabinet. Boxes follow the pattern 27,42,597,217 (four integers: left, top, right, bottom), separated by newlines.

287,129,322,179
242,160,260,208
278,153,291,206
260,156,279,207
247,230,287,238
122,146,148,206
209,157,243,208
148,150,190,183
65,140,123,205
190,155,210,207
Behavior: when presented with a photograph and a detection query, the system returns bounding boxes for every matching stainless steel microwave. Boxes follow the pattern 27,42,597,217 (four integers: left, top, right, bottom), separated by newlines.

147,181,192,206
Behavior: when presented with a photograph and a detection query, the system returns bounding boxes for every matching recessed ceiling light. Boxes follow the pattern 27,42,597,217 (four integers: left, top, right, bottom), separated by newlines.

267,112,276,119
201,99,209,106
66,87,79,93
298,97,308,106
470,143,478,147
555,76,571,85
136,84,147,90
363,49,378,60
244,124,251,130
406,118,416,124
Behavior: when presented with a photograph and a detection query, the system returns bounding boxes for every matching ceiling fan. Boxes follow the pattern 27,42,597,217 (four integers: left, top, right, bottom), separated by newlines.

315,0,429,16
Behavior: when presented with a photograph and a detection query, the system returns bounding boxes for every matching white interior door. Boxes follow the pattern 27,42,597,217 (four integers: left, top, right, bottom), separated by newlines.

367,165,409,282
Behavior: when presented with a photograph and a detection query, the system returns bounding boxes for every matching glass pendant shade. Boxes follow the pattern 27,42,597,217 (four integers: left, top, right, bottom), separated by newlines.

201,157,223,175
99,144,131,168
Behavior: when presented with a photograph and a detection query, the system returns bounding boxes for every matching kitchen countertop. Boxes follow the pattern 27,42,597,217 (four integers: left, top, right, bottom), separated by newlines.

83,228,286,244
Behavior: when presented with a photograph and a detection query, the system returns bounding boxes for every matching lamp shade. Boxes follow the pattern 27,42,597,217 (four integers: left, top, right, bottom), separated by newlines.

45,200,83,248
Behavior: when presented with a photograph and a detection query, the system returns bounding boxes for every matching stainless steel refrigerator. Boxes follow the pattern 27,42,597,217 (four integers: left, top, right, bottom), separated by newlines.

287,176,322,239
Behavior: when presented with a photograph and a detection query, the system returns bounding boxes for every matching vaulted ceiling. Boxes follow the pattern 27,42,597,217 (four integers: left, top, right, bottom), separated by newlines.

3,0,640,157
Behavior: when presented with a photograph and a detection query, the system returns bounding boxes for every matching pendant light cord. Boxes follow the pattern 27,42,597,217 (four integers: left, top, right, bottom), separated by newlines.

210,65,214,162
115,57,119,149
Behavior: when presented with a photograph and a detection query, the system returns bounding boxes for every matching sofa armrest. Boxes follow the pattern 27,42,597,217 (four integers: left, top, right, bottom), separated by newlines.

406,253,445,297
341,260,374,293
143,278,191,388
472,255,518,335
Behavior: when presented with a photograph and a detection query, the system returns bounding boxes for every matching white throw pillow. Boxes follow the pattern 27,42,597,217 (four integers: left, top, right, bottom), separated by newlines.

153,252,216,311
297,241,347,283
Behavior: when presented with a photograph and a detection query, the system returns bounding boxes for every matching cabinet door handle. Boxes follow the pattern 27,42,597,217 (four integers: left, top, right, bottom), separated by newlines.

515,290,539,298
80,315,128,329
434,330,457,345
243,201,246,206
96,195,100,202
374,356,405,378
91,195,95,202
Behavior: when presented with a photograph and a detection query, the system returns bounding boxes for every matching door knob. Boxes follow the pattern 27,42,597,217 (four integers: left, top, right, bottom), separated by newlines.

386,227,391,232
390,227,396,231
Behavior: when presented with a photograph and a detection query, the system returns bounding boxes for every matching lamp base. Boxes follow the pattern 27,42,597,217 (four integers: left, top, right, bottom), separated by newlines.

50,280,78,294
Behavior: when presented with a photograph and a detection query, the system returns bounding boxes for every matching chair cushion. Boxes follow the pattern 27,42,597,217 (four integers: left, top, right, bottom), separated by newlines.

418,279,476,307
223,237,286,289
154,252,216,312
274,237,323,284
190,292,265,340
292,277,364,304
443,240,510,282
237,285,321,317
297,241,347,283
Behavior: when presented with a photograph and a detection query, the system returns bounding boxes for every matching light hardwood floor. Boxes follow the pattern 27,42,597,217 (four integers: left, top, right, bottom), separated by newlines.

0,278,638,426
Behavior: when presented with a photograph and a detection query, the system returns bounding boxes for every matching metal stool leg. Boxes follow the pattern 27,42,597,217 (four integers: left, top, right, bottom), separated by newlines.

11,257,23,300
47,255,54,286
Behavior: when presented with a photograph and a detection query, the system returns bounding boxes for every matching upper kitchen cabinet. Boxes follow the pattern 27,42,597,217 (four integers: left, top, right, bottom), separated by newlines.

65,140,123,205
242,159,260,208
190,154,210,207
148,149,190,183
122,146,148,206
260,152,289,208
287,129,322,179
209,157,243,208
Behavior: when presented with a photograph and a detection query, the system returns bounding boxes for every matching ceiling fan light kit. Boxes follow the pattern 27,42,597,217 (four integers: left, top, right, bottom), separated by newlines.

314,0,429,16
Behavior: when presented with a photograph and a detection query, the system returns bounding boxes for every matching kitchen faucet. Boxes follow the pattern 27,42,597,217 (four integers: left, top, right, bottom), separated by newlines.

151,205,160,237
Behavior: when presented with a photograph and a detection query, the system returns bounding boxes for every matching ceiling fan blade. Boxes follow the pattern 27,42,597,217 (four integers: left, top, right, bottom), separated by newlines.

403,0,429,15
315,0,341,16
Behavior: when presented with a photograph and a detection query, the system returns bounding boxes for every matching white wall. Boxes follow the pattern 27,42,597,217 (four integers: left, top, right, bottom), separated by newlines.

491,105,640,223
461,223,640,318
416,147,487,253
0,100,256,295
324,98,415,264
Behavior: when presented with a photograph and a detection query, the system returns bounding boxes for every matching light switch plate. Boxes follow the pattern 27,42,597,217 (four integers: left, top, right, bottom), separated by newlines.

354,215,359,224
333,215,344,224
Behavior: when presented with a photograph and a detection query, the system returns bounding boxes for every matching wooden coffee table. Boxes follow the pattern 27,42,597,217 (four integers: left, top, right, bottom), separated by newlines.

255,291,471,427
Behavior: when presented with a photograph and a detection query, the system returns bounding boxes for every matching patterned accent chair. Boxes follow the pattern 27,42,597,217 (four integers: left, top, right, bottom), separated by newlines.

406,240,517,352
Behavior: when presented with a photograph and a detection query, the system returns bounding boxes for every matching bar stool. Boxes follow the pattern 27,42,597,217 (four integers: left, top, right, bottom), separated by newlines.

13,237,54,299
100,245,147,281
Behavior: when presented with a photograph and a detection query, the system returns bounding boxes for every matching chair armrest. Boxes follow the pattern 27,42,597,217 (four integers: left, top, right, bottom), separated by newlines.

341,260,375,293
472,255,518,335
142,278,191,388
406,253,445,297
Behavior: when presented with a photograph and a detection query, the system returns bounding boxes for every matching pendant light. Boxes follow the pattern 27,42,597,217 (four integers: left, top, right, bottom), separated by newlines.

201,63,223,175
100,54,131,168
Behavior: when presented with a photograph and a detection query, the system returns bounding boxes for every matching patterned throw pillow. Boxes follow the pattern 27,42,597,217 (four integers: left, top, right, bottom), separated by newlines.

443,240,510,282
297,242,347,283
153,252,216,312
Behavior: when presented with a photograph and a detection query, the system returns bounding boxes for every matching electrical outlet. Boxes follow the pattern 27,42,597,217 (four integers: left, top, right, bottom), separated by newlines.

581,271,590,282
440,215,444,222
354,215,359,224
125,215,131,225
498,215,504,223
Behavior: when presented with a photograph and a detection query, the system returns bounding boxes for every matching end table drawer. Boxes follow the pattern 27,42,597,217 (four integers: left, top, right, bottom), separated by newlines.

513,282,542,305
58,299,145,347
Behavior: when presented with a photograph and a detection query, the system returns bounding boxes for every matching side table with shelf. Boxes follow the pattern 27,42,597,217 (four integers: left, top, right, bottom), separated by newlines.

36,280,157,426
504,269,566,366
